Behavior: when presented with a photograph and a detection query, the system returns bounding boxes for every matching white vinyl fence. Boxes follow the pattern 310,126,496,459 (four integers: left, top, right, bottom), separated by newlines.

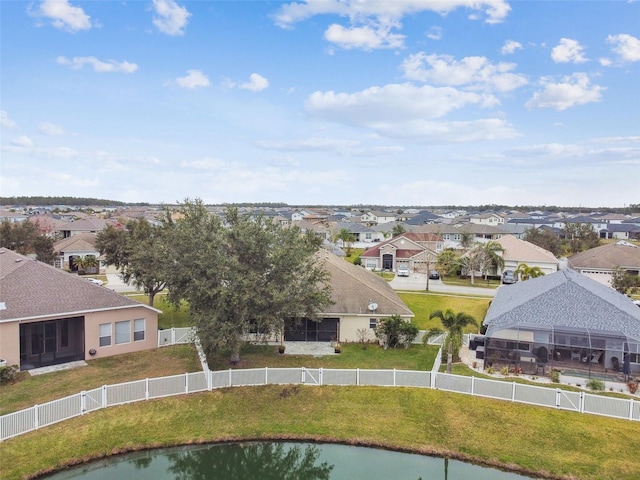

2,339,639,443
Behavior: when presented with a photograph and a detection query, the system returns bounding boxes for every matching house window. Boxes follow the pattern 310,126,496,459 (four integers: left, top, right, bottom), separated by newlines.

99,323,111,347
370,318,378,329
134,319,145,341
115,320,131,345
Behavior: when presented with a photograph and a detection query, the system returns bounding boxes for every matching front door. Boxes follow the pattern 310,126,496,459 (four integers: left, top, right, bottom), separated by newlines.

382,254,393,271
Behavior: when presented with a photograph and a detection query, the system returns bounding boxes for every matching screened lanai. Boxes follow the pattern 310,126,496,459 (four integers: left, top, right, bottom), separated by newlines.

483,322,640,379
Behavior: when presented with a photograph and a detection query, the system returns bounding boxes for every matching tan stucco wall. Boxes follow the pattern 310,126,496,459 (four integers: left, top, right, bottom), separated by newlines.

0,322,20,366
338,314,379,343
84,306,158,360
0,306,158,368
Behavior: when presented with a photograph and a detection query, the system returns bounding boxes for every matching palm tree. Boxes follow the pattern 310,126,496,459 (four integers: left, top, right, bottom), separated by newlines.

480,241,504,280
425,309,478,374
457,244,488,285
391,223,406,237
514,263,545,281
335,228,355,256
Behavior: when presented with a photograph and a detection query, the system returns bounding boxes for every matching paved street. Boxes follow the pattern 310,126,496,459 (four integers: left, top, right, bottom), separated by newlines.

389,272,497,297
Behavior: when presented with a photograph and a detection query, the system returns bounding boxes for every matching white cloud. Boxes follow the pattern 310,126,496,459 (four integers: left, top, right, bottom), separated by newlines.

607,34,640,62
34,0,92,32
172,69,210,89
551,38,588,64
10,135,33,147
239,73,270,92
56,56,138,73
272,1,511,29
324,23,405,50
525,73,604,111
272,1,509,50
599,57,613,67
305,83,517,142
152,0,191,36
426,26,443,41
401,53,528,92
1,111,17,129
38,122,66,136
500,40,522,55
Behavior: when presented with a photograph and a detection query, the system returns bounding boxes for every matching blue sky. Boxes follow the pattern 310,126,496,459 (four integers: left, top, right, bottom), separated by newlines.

1,0,639,207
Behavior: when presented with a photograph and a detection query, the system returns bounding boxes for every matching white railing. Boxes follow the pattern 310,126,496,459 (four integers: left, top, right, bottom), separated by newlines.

158,327,195,347
2,364,638,442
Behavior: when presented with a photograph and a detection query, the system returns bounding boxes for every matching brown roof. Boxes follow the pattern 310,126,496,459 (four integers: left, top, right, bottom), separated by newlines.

0,248,157,322
360,232,439,260
54,232,98,253
568,241,640,270
320,252,413,317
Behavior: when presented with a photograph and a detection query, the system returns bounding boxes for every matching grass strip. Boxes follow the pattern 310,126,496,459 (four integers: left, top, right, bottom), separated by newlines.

1,385,638,480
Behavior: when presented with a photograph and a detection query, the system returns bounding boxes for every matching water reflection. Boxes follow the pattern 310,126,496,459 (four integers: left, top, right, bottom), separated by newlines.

45,442,535,479
166,442,332,480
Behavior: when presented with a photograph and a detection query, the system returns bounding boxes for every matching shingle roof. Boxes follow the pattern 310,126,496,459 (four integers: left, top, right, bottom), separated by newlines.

53,232,98,253
0,248,157,322
568,241,640,270
483,268,640,340
496,234,559,264
320,252,413,317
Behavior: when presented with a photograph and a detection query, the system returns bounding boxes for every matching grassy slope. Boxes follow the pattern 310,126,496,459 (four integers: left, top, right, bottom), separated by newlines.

2,385,639,480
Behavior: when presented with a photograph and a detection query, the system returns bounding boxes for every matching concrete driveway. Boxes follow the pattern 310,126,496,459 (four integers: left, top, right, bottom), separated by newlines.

105,273,140,293
389,273,497,297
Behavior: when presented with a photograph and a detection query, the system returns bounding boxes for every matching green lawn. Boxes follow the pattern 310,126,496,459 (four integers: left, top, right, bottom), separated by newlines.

398,291,491,331
129,293,192,329
2,385,639,480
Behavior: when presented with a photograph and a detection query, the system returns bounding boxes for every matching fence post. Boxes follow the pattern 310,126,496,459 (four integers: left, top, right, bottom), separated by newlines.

356,368,360,386
81,391,86,414
228,369,232,387
319,367,323,386
265,367,268,385
430,371,437,390
34,405,39,430
393,368,396,387
579,391,585,413
471,377,475,396
301,367,305,384
630,399,635,421
102,385,107,408
207,369,212,391
511,382,516,402
185,372,189,394
555,388,561,408
145,378,149,400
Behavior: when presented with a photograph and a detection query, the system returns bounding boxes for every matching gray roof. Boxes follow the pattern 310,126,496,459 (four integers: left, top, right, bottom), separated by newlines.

483,268,640,341
0,248,158,322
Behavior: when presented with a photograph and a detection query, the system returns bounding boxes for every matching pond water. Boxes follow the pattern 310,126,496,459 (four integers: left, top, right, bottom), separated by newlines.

45,442,537,479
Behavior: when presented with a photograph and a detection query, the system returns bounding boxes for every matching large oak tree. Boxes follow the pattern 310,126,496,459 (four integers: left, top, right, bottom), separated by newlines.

164,200,332,364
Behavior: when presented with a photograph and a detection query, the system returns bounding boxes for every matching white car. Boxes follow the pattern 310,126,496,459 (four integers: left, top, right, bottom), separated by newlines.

88,278,104,286
397,265,410,277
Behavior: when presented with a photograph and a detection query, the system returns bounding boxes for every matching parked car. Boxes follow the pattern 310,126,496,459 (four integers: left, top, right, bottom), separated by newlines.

397,265,410,277
428,270,440,280
502,270,517,284
87,278,103,286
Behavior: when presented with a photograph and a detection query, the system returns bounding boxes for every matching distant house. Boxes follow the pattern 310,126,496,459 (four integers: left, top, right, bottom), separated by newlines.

568,240,640,287
284,252,413,343
56,217,111,238
483,268,640,374
0,248,160,371
361,211,397,226
360,232,443,273
469,212,505,226
494,235,559,276
53,232,101,271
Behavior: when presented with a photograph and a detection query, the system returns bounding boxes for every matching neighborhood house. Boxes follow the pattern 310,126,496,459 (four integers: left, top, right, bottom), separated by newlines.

0,248,160,370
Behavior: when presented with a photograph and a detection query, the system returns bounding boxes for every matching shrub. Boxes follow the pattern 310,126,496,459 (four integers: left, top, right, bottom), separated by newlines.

375,315,419,349
550,369,561,383
628,382,639,395
486,366,495,374
586,379,605,391
500,366,510,376
0,364,19,384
